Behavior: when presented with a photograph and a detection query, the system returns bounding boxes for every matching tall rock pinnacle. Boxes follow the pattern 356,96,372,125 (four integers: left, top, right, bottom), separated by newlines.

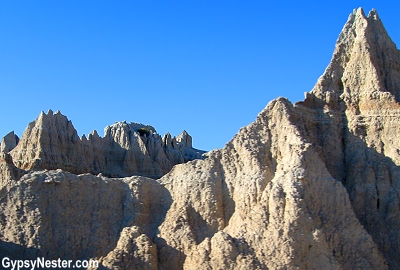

295,7,400,269
305,8,400,110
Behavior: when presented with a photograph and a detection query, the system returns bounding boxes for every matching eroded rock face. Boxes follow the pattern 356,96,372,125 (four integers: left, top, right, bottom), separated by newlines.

9,111,204,179
297,8,400,268
0,7,399,270
0,131,19,153
155,97,387,270
0,170,171,262
96,226,158,270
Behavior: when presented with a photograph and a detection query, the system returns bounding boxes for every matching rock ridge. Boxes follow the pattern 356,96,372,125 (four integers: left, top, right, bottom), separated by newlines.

7,111,205,179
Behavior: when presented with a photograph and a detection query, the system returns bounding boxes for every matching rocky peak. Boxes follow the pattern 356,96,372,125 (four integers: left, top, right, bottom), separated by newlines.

0,131,19,153
162,132,172,147
291,8,400,268
104,121,156,149
175,130,192,148
303,7,400,110
9,110,81,171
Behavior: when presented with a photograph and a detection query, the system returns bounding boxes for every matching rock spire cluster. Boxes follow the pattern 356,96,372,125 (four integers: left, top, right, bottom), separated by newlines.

5,110,204,179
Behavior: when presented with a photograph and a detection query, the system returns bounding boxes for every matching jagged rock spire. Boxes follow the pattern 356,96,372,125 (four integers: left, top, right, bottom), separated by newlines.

304,8,400,110
176,130,193,148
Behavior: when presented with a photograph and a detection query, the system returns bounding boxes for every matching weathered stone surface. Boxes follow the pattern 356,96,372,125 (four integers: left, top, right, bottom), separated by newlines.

156,97,387,270
95,226,158,270
296,8,400,269
0,131,19,153
0,169,170,262
9,112,204,179
0,153,25,187
0,7,399,270
152,8,399,269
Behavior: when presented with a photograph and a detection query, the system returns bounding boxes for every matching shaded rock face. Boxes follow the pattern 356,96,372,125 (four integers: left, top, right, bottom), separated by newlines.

0,131,19,154
0,7,399,270
8,110,204,179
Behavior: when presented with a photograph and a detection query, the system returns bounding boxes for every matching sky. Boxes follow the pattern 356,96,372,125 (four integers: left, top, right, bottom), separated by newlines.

0,1,399,151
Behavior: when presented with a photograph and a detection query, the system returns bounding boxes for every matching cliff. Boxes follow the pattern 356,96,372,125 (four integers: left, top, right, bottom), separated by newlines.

0,7,399,270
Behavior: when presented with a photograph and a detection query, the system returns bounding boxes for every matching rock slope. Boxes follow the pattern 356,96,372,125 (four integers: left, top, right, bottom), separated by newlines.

7,110,204,179
0,7,399,270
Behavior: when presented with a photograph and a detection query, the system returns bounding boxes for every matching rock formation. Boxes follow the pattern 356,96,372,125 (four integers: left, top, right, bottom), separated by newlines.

0,7,399,270
0,131,19,154
7,110,204,179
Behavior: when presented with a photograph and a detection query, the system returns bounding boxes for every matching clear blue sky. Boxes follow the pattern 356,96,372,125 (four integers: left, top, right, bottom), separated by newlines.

0,1,399,151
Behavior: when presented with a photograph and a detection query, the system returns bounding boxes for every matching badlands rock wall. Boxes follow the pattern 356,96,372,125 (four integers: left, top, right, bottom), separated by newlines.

0,166,169,268
0,7,399,270
298,8,400,268
7,110,204,179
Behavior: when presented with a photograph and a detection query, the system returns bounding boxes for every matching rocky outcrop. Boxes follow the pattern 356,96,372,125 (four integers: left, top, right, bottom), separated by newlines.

8,110,204,178
0,131,19,153
154,97,387,270
147,8,400,269
0,7,399,270
0,169,170,262
96,226,158,270
0,153,25,187
297,8,400,268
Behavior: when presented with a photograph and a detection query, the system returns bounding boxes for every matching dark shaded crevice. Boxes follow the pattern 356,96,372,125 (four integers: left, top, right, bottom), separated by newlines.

338,79,344,91
154,237,186,270
186,205,209,245
218,163,235,229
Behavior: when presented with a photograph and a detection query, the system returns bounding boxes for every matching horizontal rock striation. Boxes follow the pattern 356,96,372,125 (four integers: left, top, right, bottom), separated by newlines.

8,110,204,178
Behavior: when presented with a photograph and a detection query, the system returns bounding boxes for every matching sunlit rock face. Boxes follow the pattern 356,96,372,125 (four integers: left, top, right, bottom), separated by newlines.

8,110,204,179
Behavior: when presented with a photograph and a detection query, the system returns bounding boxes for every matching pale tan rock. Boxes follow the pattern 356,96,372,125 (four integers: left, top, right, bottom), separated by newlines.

95,226,158,270
157,97,387,270
176,130,192,148
296,8,400,268
0,153,25,187
0,131,19,153
154,7,399,270
0,169,170,262
9,111,204,178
